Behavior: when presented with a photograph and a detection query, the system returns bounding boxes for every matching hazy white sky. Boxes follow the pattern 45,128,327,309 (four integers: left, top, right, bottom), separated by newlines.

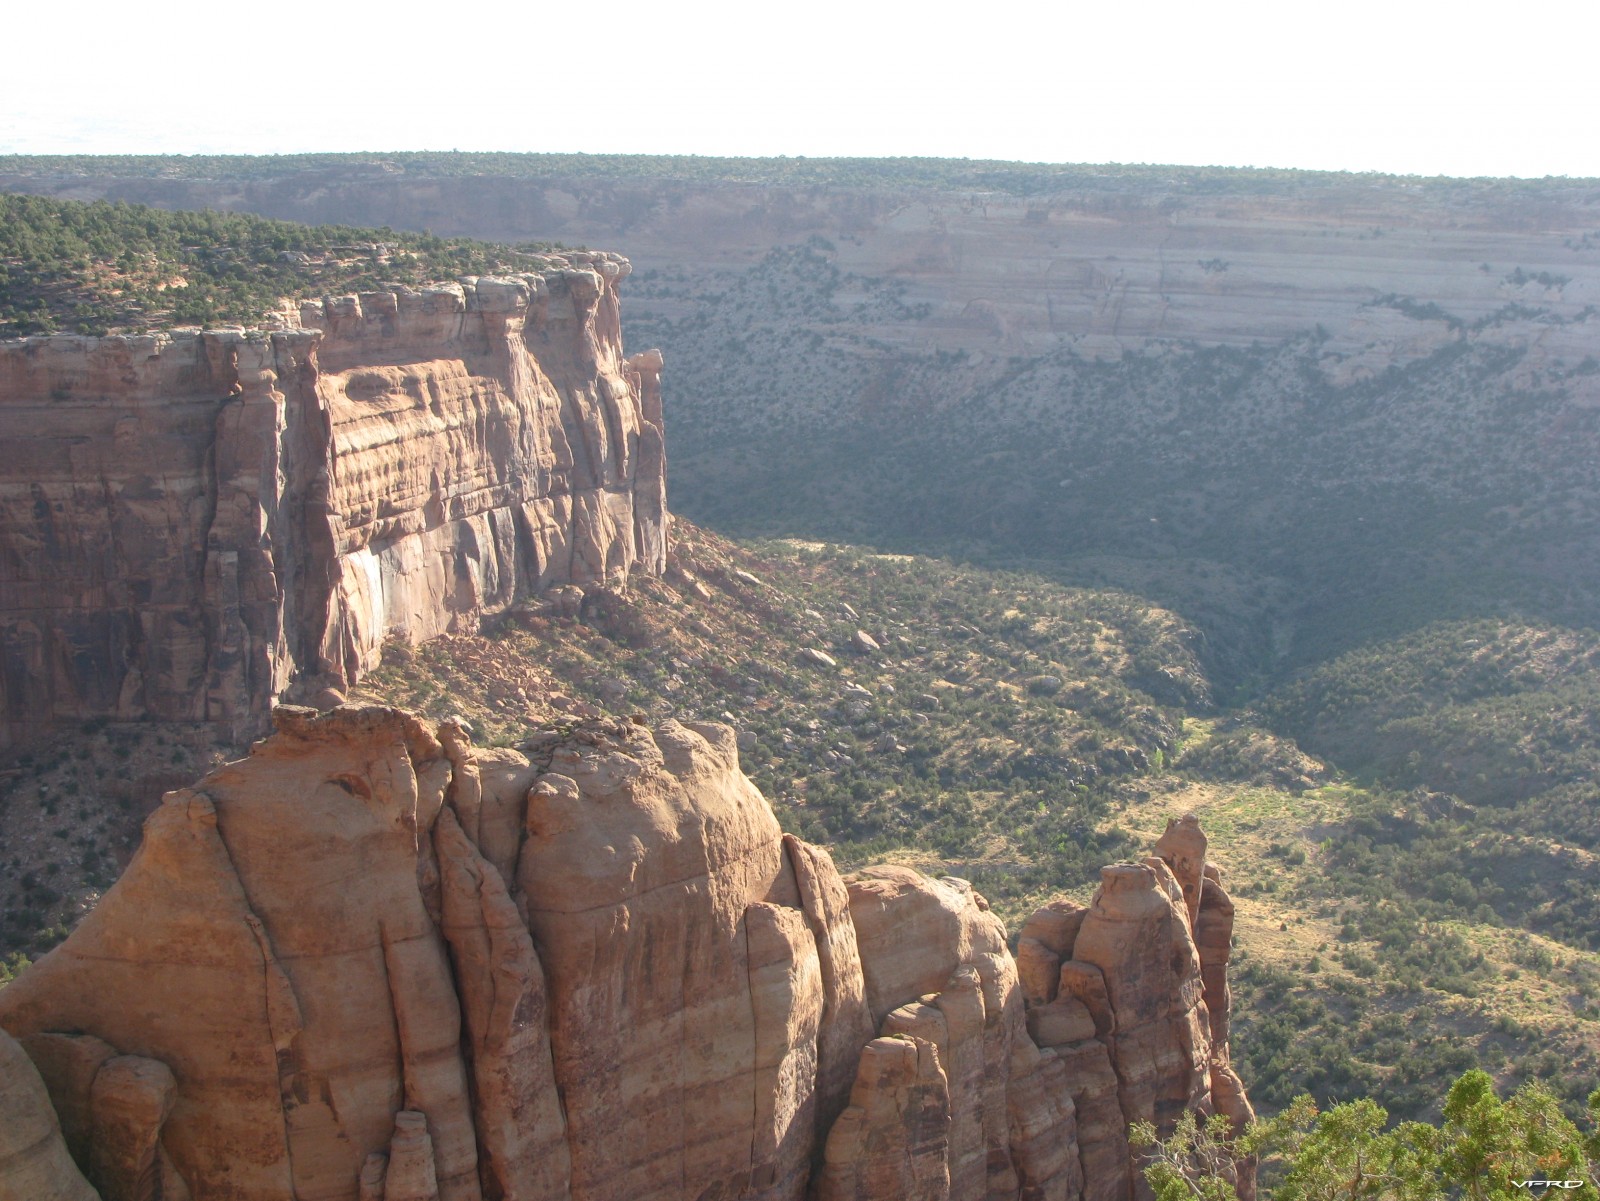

3,0,1595,178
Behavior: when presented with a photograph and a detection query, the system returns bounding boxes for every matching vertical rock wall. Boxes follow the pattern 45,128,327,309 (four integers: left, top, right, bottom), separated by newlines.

0,254,668,749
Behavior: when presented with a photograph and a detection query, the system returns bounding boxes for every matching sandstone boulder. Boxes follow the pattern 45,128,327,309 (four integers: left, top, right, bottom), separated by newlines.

1016,937,1063,1008
746,903,824,1200
1007,1043,1084,1201
1017,818,1255,1201
845,869,1007,1026
1055,961,1116,1040
879,970,986,1199
844,868,1089,1199
1153,815,1207,930
466,745,538,888
1019,899,1088,960
89,1055,184,1201
358,1154,388,1201
384,1111,442,1201
1196,868,1255,1201
0,708,481,1201
1048,1039,1130,1201
435,807,569,1200
514,716,803,1200
1026,999,1097,1048
783,835,876,1144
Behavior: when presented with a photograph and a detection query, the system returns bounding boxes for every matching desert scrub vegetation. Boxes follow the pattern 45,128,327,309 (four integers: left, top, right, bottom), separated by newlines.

354,524,1211,917
1216,765,1600,1122
0,194,569,335
1232,934,1600,1122
1211,761,1600,1121
1262,620,1600,947
1135,1070,1600,1201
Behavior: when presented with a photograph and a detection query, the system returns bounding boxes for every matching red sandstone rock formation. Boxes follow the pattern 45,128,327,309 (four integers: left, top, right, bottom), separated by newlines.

816,1036,952,1201
0,709,1254,1201
0,256,667,749
843,865,1090,1201
1152,816,1207,931
1074,859,1211,1137
1015,816,1257,1201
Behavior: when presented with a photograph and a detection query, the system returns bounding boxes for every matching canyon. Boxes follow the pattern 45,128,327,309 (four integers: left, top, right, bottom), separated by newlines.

0,252,666,748
0,198,1254,1200
0,185,1260,1196
4,158,1599,1194
11,159,1600,673
0,704,1251,1201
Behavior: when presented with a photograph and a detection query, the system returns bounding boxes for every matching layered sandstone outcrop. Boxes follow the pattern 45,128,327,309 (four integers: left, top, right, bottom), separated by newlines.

1015,814,1256,1201
0,255,667,748
0,709,1250,1201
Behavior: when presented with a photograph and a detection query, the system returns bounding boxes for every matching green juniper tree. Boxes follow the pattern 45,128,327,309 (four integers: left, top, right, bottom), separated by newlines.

1134,1072,1600,1201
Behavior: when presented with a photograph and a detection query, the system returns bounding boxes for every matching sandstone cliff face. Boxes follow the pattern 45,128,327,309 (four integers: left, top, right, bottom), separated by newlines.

0,709,1250,1201
0,256,666,748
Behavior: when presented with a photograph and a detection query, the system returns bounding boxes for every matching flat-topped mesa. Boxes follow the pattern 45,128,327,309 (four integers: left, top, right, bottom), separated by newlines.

0,253,667,748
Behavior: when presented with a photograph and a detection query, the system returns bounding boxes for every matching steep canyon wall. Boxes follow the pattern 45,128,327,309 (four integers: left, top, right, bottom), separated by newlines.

0,706,1251,1201
16,169,1600,666
0,255,666,748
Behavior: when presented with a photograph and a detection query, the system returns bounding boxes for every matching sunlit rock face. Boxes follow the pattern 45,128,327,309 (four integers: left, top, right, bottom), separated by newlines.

0,707,1253,1201
0,257,667,748
1015,815,1258,1201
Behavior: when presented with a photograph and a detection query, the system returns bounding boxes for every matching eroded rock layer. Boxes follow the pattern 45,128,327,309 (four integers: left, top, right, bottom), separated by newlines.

0,709,1250,1201
0,257,667,748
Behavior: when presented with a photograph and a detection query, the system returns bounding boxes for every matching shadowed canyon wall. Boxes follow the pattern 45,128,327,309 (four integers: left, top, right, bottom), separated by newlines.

0,706,1251,1201
0,255,667,748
